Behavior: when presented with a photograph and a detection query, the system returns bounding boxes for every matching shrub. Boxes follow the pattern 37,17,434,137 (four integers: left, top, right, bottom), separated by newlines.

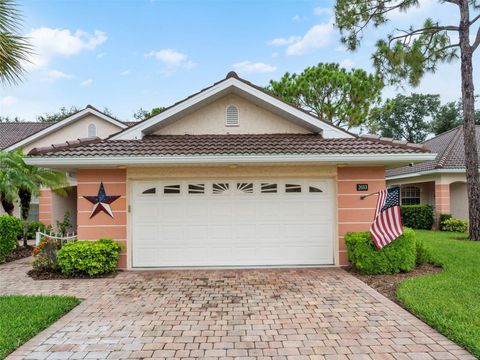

401,205,434,230
32,236,61,272
0,216,23,263
345,228,417,275
56,238,122,276
441,218,468,233
439,213,452,231
56,211,73,236
25,221,47,240
415,237,431,266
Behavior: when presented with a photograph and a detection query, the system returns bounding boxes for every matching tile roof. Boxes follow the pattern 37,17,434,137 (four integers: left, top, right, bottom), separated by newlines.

0,122,53,150
386,125,479,177
28,133,428,157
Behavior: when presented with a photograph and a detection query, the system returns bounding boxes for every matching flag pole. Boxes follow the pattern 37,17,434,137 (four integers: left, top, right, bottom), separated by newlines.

360,191,380,200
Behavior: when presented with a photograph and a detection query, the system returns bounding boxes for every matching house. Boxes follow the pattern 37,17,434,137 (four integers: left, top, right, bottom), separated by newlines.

386,125,475,222
24,72,435,268
0,106,130,226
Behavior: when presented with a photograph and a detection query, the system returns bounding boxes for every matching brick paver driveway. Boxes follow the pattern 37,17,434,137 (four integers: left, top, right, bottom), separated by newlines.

0,258,474,360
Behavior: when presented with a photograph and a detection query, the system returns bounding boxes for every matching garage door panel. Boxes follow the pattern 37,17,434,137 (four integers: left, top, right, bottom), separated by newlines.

132,179,335,267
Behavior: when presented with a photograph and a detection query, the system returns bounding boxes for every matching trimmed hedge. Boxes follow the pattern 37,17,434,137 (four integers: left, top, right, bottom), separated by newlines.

345,228,417,275
441,218,468,233
0,216,23,263
401,205,434,230
56,238,122,276
439,213,452,231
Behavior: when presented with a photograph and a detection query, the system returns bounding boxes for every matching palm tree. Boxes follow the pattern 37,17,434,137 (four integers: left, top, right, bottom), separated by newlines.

0,0,32,85
0,149,69,246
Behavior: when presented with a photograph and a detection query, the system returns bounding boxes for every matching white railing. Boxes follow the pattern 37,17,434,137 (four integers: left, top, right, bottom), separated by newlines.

35,231,77,246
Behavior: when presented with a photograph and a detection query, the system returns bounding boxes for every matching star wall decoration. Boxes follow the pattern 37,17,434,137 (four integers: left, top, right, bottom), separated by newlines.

83,182,121,218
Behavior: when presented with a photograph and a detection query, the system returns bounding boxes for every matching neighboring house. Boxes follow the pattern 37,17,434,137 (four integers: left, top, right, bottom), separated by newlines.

25,72,435,269
0,106,129,227
387,126,476,222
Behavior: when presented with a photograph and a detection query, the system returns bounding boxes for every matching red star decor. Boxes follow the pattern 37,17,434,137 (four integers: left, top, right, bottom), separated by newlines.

83,182,121,218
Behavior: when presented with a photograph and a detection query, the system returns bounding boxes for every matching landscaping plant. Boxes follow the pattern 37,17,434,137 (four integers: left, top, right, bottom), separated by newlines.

56,238,122,276
441,218,468,233
400,205,434,230
345,228,417,275
0,215,22,263
439,214,453,231
32,237,61,272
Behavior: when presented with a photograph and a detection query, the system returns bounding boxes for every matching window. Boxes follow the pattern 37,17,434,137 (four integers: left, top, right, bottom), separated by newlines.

188,184,205,194
285,184,302,193
237,182,253,193
213,183,229,194
261,183,277,193
87,123,97,137
164,185,181,194
142,188,156,195
401,186,421,205
225,105,239,126
309,186,323,193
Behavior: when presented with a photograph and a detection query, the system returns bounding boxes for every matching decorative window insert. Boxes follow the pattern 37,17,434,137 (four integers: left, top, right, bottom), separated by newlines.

225,105,239,126
164,185,181,194
213,183,229,194
87,123,97,137
261,183,277,193
285,184,302,193
401,186,421,205
142,188,156,195
309,186,323,193
237,182,253,193
188,184,205,194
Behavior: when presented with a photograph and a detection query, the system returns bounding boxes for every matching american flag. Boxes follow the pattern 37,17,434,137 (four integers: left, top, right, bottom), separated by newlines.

370,187,403,249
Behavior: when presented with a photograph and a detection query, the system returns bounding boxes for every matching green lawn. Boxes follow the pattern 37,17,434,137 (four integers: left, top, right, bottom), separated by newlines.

397,230,480,358
0,295,80,359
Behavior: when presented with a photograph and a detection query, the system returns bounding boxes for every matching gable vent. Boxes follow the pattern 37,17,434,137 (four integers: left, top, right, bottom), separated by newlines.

225,105,239,126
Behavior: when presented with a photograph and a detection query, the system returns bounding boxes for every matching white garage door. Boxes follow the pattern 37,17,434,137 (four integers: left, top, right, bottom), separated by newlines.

131,179,335,267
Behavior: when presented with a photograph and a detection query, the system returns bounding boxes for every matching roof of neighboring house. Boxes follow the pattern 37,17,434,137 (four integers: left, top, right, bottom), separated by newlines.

0,122,53,150
28,133,428,157
387,125,479,178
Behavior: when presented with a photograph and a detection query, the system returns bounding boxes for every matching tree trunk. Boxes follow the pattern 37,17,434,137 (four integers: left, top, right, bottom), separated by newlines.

18,188,31,247
459,1,480,240
0,192,14,216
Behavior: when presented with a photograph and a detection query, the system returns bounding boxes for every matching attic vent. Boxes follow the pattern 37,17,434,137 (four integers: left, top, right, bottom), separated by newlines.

225,105,239,126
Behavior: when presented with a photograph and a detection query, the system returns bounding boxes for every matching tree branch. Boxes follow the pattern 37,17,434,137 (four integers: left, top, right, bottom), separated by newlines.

443,0,459,5
472,26,480,51
470,14,480,25
388,25,459,45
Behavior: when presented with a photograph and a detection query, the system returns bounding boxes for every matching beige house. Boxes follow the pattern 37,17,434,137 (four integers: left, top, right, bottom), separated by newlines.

386,126,474,221
0,106,130,226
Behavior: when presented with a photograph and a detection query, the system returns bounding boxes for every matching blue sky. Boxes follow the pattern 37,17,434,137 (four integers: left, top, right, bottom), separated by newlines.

0,0,478,121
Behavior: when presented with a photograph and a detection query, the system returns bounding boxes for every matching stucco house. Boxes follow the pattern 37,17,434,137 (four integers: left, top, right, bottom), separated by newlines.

22,72,435,269
0,106,130,226
386,125,476,222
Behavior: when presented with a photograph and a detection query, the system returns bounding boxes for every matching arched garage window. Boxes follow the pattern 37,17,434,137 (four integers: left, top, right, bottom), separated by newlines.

401,186,421,205
87,123,97,137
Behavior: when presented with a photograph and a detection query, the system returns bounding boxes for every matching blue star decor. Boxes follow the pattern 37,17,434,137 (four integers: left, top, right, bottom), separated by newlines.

83,182,121,218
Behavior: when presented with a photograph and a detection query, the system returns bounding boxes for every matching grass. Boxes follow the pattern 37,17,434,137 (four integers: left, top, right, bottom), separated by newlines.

0,295,80,359
397,230,480,358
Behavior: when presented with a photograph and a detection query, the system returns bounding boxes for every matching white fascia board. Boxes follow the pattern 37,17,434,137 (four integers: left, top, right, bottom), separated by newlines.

25,153,436,168
386,168,467,180
4,108,127,152
111,78,353,140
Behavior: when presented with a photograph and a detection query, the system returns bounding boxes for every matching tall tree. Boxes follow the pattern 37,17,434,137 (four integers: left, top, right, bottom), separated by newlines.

430,99,480,135
37,106,80,123
372,93,440,143
266,63,383,129
0,0,31,85
133,107,166,121
335,0,480,240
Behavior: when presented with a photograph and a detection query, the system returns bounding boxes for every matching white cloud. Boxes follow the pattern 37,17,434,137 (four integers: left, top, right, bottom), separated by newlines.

292,15,307,22
232,61,277,74
25,27,107,70
313,7,332,16
96,52,106,59
286,20,334,55
340,59,355,69
120,69,131,76
145,49,195,74
0,96,18,106
46,69,74,80
80,79,93,87
268,36,301,46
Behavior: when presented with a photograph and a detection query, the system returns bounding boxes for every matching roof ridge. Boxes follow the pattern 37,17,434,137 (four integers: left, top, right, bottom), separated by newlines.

28,137,101,156
435,126,463,169
359,134,428,152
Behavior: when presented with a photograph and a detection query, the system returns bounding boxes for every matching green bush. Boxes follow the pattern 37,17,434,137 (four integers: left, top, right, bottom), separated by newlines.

441,218,468,233
32,236,61,272
438,213,452,231
56,238,122,276
401,205,434,230
345,228,417,275
25,221,46,240
0,216,23,263
415,236,431,266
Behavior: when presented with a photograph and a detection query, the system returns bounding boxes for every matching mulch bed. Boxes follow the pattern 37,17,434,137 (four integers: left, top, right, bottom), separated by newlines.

27,269,119,280
345,264,442,304
5,245,33,263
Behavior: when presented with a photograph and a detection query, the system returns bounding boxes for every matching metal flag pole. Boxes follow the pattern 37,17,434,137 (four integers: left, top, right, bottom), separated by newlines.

360,191,380,200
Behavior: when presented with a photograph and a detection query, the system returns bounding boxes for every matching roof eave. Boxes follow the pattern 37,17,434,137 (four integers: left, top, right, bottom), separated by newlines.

25,152,437,169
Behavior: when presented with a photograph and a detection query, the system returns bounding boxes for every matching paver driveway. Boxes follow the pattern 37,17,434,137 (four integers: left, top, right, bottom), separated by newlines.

0,258,474,360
